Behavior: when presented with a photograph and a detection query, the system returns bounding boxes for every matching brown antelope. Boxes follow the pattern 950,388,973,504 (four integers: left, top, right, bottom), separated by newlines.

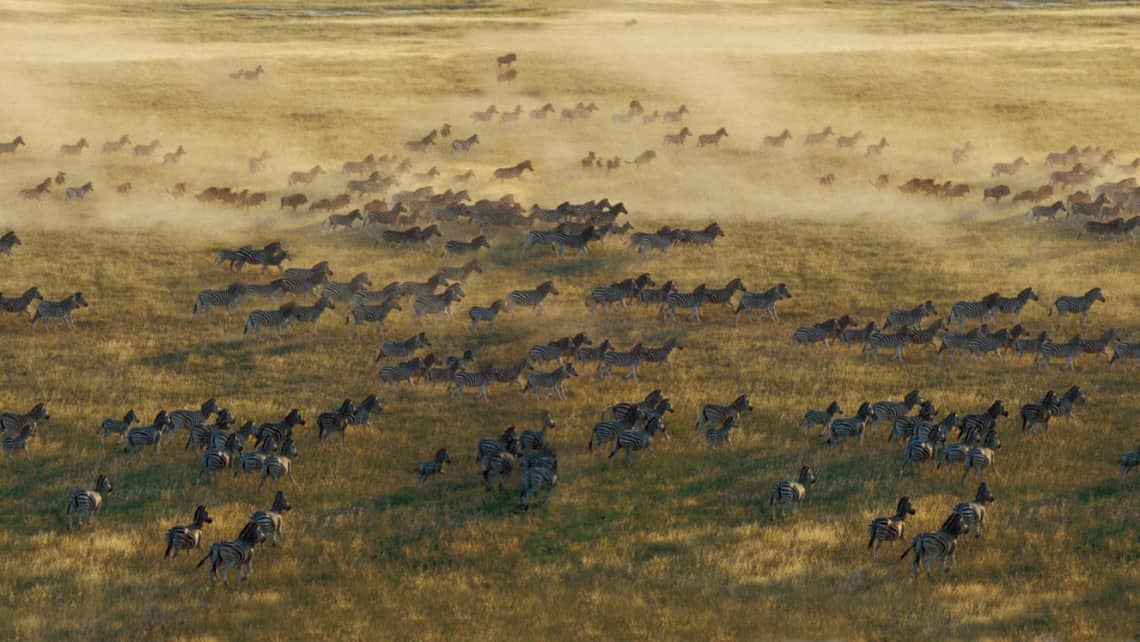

59,138,88,156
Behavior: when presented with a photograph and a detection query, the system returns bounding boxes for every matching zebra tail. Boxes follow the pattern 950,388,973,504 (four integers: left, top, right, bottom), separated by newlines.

899,541,915,560
243,318,251,335
867,532,877,550
197,551,211,567
192,299,201,316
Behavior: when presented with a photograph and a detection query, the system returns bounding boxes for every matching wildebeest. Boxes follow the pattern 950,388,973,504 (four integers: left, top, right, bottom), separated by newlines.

983,185,1011,203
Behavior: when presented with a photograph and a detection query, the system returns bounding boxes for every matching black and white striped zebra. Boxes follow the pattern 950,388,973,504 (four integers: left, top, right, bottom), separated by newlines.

899,513,969,576
197,521,266,584
185,409,235,451
965,327,1016,359
417,448,450,485
0,286,43,319
467,300,505,335
802,401,841,435
662,284,709,322
0,402,49,434
1020,390,1058,434
351,395,382,428
937,325,989,360
347,300,402,337
1119,446,1140,478
870,389,924,432
198,433,243,482
254,410,305,450
481,452,515,491
1035,335,1083,370
694,395,752,433
522,364,578,400
67,473,112,529
792,316,852,348
599,343,648,380
169,398,219,434
884,300,937,330
379,356,430,386
770,465,816,520
574,339,612,372
234,435,272,480
952,482,994,537
243,303,297,338
414,283,464,320
317,399,356,443
1052,385,1086,423
31,292,89,331
734,283,792,322
242,282,285,304
959,400,1008,439
600,389,664,422
99,409,139,443
520,460,558,509
948,293,1001,330
3,425,35,461
704,416,737,451
124,411,173,455
444,235,490,258
164,505,213,560
528,333,590,366
476,426,520,466
586,274,653,312
1050,287,1104,325
588,414,645,453
868,496,916,553
638,280,677,308
261,437,297,487
826,402,875,449
900,429,944,476
376,332,432,361
987,287,1038,323
449,368,497,400
608,415,667,462
1109,342,1140,370
435,259,484,283
520,412,557,452
962,430,1001,480
193,284,246,318
643,338,683,369
939,426,978,470
286,297,335,335
864,327,912,360
250,490,292,545
887,400,937,444
506,281,559,314
321,273,372,307
1012,331,1050,359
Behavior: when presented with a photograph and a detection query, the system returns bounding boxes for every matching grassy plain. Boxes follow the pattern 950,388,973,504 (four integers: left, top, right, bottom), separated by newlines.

0,1,1137,640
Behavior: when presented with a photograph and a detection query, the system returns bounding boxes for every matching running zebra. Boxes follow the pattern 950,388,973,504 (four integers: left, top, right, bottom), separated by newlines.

198,435,242,482
695,395,752,433
435,260,483,283
734,283,792,322
586,274,654,312
588,414,647,453
888,401,937,444
481,452,515,491
638,281,677,308
884,300,937,330
379,356,431,386
962,430,1001,480
520,457,558,509
476,426,520,466
521,364,578,400
197,521,265,584
243,282,285,304
528,333,591,366
99,409,139,443
506,281,559,314
1012,331,1050,359
322,273,372,307
704,416,737,451
599,343,648,380
643,338,683,368
169,398,219,434
347,300,402,337
802,401,842,435
316,399,356,443
1050,287,1105,325
939,426,978,470
1119,446,1140,478
965,327,1016,359
254,410,305,449
31,292,89,331
826,402,875,449
870,390,924,431
449,368,498,400
899,513,969,576
987,287,1038,323
164,505,213,560
952,482,994,537
1035,335,1083,370
67,473,113,529
3,425,35,461
770,465,816,520
284,297,334,334
261,437,297,486
574,339,612,372
376,331,431,361
864,327,912,360
417,448,451,485
701,278,746,310
243,303,297,338
792,315,854,348
948,293,1001,329
662,284,710,322
413,283,464,320
234,436,272,480
519,412,557,452
608,416,667,462
185,409,235,451
1020,390,1058,434
937,325,989,361
1052,385,1086,423
868,496,916,553
124,411,173,455
193,284,246,318
351,395,382,428
1110,342,1140,369
840,321,878,349
0,286,43,318
444,236,490,257
249,490,292,545
0,402,49,433
958,400,1008,437
900,429,943,476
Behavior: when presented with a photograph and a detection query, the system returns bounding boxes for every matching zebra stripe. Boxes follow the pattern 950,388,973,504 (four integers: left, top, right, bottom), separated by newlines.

414,284,463,320
952,483,994,537
417,449,451,485
31,292,89,331
948,294,1000,329
169,399,219,434
244,304,296,338
1051,287,1105,324
962,430,1001,480
165,505,213,560
67,474,112,529
608,418,666,462
599,344,647,380
506,282,558,314
197,521,265,584
868,497,916,552
870,390,923,430
770,465,816,520
249,491,292,545
468,300,505,335
899,513,969,576
662,285,709,322
520,463,558,509
695,395,752,433
1036,336,1083,370
826,402,875,449
193,285,245,318
521,364,578,400
261,438,297,487
704,416,736,451
347,300,402,336
735,283,791,322
3,425,34,461
801,401,841,435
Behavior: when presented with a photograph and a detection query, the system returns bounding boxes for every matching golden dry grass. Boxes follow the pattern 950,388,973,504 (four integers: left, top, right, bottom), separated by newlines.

0,1,1137,640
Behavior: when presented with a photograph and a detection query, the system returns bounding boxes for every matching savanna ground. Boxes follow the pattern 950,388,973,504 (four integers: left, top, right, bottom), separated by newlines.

0,1,1137,640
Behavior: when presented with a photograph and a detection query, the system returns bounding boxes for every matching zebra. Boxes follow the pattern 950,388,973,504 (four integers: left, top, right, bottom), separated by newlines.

870,390,924,431
1052,385,1086,423
939,426,979,470
701,277,746,310
1119,446,1140,478
185,409,235,451
414,283,464,320
316,399,356,443
695,395,752,433
1035,335,1083,370
1079,328,1118,359
958,400,1008,438
325,210,362,231
864,327,912,360
1012,331,1050,359
907,319,945,352
261,437,297,487
1020,390,1058,434
608,415,667,462
899,513,969,576
449,368,498,400
165,505,213,560
417,448,451,485
522,229,563,255
351,395,382,428
1110,342,1140,369
643,338,683,369
586,274,654,312
884,300,937,330
198,434,243,482
600,389,664,421
520,459,558,509
637,280,677,308
937,325,990,360
704,416,737,451
169,398,219,434
376,332,431,361
734,283,792,322
573,339,612,372
506,281,559,314
197,521,266,584
243,282,286,304
868,496,916,553
444,236,490,257
948,293,1001,329
599,343,648,380
962,430,1001,480
99,409,139,442
0,402,49,433
663,285,710,322
1050,287,1104,324
193,284,246,318
379,356,431,386
888,401,938,444
31,292,89,331
519,412,557,452
802,401,842,435
770,465,816,520
522,364,578,400
476,426,520,466
243,303,297,338
0,286,43,318
675,223,725,251
102,134,131,153
250,490,292,546
322,273,372,307
347,300,402,337
481,452,515,491
435,260,484,283
964,327,1016,359
234,436,273,480
124,411,173,455
900,428,944,476
840,321,878,349
952,482,994,538
285,297,335,334
987,288,1038,323
792,315,854,348
630,230,677,258
67,473,113,529
588,414,646,453
254,410,305,450
826,402,875,449
65,182,95,200
3,425,35,461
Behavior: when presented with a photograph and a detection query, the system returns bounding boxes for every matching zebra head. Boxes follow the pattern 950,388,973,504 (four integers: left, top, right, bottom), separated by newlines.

798,465,816,485
237,521,266,546
152,410,172,431
826,401,841,416
975,483,995,504
434,448,450,465
95,473,112,495
941,513,969,538
193,504,213,526
987,400,1008,418
540,411,556,429
855,402,874,421
904,389,923,408
283,409,305,427
896,496,916,517
272,490,292,513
